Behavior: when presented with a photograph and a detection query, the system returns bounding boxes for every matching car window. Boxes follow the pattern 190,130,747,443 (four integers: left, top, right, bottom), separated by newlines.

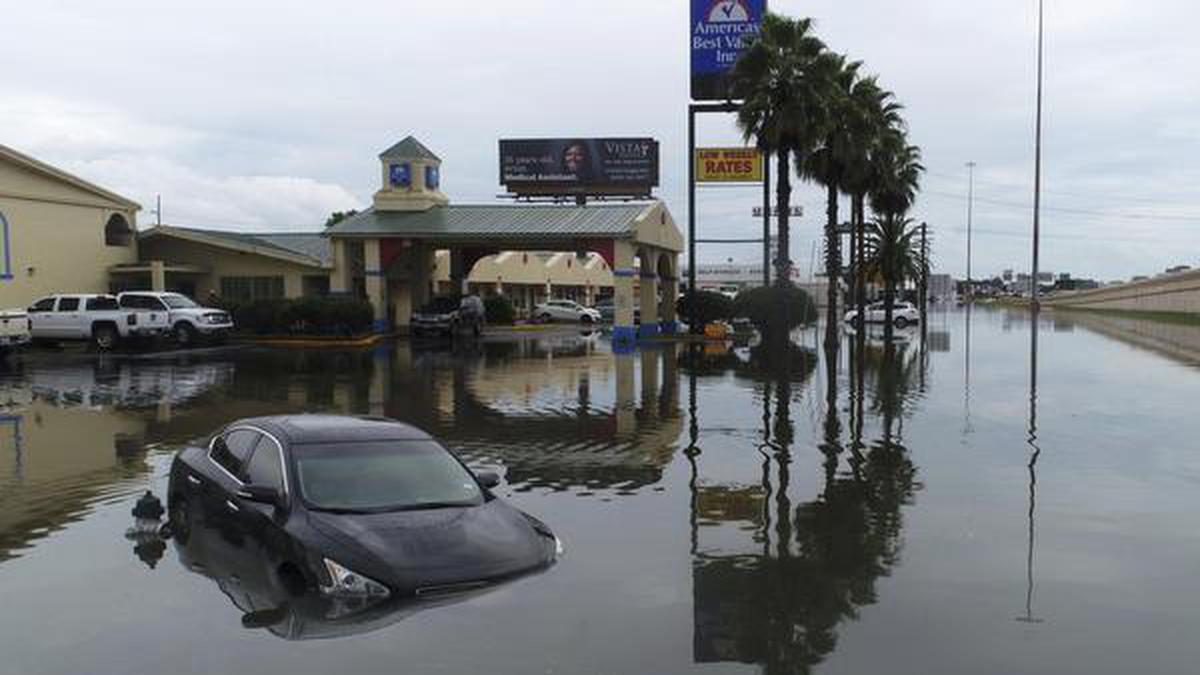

211,429,261,479
162,294,199,309
120,295,165,310
86,296,119,311
56,298,80,312
244,439,285,492
30,298,55,312
294,440,483,512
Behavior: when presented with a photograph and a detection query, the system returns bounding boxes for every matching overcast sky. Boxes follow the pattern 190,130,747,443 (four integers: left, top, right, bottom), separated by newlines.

3,0,1198,281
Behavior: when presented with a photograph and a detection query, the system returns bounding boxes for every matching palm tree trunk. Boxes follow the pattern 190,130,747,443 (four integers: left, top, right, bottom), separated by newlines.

854,193,866,324
775,148,792,288
883,279,896,341
823,179,840,350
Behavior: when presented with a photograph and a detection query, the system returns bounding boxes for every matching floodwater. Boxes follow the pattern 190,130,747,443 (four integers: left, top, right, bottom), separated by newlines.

1,306,1199,675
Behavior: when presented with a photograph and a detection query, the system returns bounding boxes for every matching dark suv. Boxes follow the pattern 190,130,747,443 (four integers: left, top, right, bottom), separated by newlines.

410,295,485,338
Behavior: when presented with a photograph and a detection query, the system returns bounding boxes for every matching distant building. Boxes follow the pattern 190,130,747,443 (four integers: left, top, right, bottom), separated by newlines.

1166,265,1192,275
928,273,955,301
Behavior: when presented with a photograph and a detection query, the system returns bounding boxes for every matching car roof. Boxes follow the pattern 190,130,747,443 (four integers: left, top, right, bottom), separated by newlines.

230,414,434,446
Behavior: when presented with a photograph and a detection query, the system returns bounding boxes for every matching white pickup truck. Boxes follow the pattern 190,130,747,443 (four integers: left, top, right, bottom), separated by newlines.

117,292,233,346
0,308,31,356
28,294,170,350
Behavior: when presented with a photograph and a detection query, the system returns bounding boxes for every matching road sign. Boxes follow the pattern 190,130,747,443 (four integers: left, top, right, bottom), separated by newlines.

696,147,763,183
751,206,803,218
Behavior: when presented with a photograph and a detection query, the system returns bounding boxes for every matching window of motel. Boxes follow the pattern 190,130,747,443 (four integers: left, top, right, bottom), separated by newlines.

220,276,285,302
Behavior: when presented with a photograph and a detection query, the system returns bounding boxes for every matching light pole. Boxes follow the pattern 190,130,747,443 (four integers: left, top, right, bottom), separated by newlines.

966,161,975,298
1031,0,1045,309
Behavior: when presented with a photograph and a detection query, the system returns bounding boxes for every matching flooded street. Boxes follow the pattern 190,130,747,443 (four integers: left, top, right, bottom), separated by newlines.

2,307,1199,674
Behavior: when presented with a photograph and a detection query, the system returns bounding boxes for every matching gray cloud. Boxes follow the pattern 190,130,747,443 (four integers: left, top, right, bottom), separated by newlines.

2,0,1196,279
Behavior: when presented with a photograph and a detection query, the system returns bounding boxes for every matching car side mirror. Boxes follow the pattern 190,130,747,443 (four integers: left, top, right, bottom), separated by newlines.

476,471,501,489
239,484,283,507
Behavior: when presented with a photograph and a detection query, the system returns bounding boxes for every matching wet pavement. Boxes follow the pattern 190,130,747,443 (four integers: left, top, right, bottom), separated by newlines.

1,308,1199,674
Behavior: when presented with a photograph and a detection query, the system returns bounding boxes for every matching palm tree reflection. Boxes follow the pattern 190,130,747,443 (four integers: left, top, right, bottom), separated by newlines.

690,333,923,671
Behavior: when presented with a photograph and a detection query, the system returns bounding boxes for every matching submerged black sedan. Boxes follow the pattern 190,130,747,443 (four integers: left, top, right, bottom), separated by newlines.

167,415,560,599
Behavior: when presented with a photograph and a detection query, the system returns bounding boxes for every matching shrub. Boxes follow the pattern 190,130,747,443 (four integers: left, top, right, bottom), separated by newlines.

229,297,374,336
732,285,817,336
676,290,733,327
484,295,516,325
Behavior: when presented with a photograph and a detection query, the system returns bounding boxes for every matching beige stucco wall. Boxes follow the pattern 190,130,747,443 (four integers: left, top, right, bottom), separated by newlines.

0,158,139,309
138,236,328,298
1044,269,1200,315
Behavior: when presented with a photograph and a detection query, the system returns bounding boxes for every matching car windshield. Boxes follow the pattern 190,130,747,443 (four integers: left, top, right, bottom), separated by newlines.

294,441,484,512
162,294,199,309
420,297,459,314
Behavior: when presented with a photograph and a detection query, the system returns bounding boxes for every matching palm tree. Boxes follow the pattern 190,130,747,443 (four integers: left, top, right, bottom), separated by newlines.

843,91,905,329
730,13,827,287
801,53,863,347
862,214,927,338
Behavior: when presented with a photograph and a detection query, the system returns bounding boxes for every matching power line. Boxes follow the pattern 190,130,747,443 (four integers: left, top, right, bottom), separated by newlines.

924,167,1200,208
921,189,1200,223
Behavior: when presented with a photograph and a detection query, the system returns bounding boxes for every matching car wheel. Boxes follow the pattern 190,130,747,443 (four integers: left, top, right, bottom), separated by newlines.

894,316,909,329
580,314,595,325
539,312,553,323
174,322,197,348
92,324,118,351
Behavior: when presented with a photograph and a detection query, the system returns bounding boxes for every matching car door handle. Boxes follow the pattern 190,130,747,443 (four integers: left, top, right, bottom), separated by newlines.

225,499,240,513
186,474,202,486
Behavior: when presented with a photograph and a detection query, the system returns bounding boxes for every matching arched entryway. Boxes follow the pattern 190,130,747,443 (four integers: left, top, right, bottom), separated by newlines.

105,213,134,247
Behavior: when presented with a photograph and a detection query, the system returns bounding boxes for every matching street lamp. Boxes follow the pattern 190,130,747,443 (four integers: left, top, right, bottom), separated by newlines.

966,161,975,298
1031,0,1045,309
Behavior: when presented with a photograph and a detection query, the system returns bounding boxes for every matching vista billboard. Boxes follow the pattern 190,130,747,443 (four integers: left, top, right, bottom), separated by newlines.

499,138,659,196
690,0,767,101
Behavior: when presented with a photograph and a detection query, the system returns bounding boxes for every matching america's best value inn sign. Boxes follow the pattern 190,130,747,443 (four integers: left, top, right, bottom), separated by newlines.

690,0,766,101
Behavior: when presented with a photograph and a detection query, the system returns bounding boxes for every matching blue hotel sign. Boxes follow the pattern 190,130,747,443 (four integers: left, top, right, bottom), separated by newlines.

690,0,765,101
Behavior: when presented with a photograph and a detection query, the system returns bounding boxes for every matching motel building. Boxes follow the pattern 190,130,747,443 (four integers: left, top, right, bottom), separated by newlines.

324,137,683,341
1,138,682,343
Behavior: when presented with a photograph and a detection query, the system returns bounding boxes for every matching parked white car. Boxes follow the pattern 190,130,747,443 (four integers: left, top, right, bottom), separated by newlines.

28,294,170,350
533,299,602,324
0,308,31,356
844,301,921,328
117,292,233,347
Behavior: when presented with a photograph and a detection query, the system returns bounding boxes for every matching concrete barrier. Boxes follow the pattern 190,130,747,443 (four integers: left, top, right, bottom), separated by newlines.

1045,269,1200,315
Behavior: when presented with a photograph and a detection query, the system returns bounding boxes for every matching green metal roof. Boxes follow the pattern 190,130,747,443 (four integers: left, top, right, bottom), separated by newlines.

378,136,440,161
142,226,331,267
326,203,652,241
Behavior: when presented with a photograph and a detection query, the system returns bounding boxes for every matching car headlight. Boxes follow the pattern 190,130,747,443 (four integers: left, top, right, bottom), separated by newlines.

554,535,564,558
320,558,390,598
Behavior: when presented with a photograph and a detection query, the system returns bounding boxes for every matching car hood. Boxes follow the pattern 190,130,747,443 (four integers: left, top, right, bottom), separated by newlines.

307,499,552,593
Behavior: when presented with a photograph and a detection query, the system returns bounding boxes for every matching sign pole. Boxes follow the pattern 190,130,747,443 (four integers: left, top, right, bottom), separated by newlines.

762,152,771,287
687,105,699,334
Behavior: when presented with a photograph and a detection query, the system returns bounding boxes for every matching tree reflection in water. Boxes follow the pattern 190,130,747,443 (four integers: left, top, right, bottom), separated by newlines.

690,332,924,672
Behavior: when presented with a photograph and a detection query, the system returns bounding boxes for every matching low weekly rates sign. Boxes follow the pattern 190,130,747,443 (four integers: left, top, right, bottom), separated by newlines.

696,148,763,182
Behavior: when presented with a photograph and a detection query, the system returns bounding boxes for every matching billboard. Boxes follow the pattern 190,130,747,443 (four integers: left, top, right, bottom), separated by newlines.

499,138,659,196
691,0,767,101
696,147,763,182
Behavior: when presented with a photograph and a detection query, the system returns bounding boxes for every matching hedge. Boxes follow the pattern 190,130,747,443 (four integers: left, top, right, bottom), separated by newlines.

732,285,817,336
676,290,733,327
484,295,516,325
227,297,375,336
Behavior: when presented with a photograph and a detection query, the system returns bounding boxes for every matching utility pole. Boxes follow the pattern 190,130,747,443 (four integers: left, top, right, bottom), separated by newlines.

920,221,928,318
154,194,162,226
966,161,975,298
1031,0,1045,309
